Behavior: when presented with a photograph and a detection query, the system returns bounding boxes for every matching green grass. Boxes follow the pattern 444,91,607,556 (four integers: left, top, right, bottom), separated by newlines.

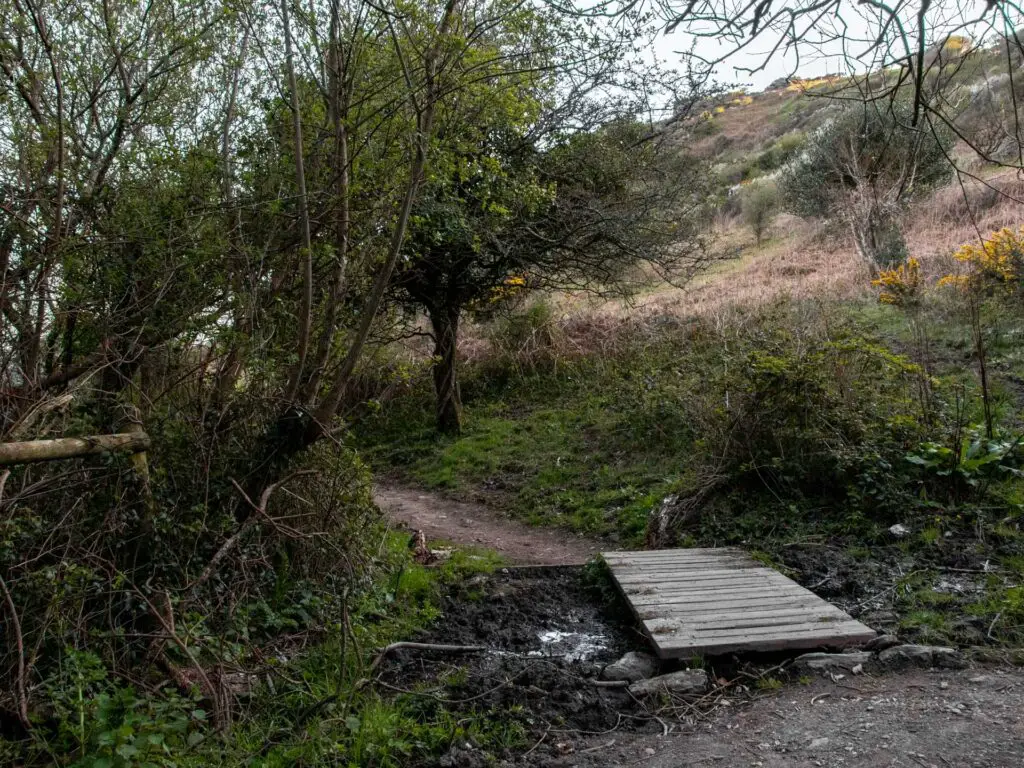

359,364,693,543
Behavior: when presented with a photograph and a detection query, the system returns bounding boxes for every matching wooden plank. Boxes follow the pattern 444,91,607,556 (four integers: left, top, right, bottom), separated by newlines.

616,575,783,589
648,619,874,645
624,584,799,600
604,548,747,558
612,567,778,580
611,562,763,573
603,547,875,659
615,571,789,585
636,605,849,624
663,628,877,656
635,597,831,616
644,612,851,633
598,557,753,569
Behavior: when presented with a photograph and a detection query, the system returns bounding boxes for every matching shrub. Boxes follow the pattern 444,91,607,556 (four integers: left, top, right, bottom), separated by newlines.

740,180,780,245
753,131,805,172
943,226,1024,292
0,403,382,757
780,101,954,268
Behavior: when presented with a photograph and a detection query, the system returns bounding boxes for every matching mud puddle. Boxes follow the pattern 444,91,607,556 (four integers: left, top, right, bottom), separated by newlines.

379,567,665,753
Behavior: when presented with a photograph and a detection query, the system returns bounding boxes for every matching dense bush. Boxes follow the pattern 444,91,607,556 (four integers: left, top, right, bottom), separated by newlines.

358,301,964,544
780,101,953,267
739,180,780,245
0,395,383,761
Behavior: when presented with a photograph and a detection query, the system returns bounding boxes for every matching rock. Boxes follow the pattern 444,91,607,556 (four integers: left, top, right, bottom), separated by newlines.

439,744,487,768
794,651,872,671
863,634,900,652
933,646,969,669
889,524,911,537
628,668,708,697
808,737,830,751
220,672,259,698
878,644,966,669
601,651,658,682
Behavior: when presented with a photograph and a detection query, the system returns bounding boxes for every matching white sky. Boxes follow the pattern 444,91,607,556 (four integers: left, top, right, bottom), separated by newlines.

640,1,1023,92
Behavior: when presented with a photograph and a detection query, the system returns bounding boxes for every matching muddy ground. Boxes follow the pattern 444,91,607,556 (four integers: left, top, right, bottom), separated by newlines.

380,567,654,745
378,565,1024,768
375,485,1024,766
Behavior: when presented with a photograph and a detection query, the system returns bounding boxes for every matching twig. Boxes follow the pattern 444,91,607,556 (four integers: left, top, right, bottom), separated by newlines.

522,723,552,758
988,611,1002,640
0,469,10,506
581,739,617,753
811,692,831,704
0,573,30,729
590,679,629,688
656,716,670,737
192,471,316,590
134,587,222,728
372,670,529,705
366,641,486,674
851,569,926,612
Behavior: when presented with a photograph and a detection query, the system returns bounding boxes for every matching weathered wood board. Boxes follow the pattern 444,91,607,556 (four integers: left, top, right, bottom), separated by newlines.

603,548,876,659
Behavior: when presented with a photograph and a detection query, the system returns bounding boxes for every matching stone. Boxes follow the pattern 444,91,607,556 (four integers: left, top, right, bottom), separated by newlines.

794,651,872,671
889,524,911,537
601,651,658,682
808,737,830,751
628,668,708,697
933,646,969,669
220,672,259,698
877,644,966,669
863,634,901,652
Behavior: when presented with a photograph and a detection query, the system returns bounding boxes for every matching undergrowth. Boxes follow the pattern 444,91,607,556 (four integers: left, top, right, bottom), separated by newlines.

356,296,1024,647
2,533,510,767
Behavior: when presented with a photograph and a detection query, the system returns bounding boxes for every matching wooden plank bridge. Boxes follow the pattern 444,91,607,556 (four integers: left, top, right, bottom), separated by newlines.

603,548,876,659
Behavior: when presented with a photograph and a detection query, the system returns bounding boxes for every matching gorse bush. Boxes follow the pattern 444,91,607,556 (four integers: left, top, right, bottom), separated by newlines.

944,226,1024,292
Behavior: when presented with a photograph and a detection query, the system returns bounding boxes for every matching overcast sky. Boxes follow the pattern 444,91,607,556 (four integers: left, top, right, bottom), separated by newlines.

638,1,1022,92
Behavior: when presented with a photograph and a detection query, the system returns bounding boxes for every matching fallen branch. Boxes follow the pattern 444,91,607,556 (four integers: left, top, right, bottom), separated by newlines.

589,679,630,688
0,432,150,465
367,641,486,674
191,471,317,591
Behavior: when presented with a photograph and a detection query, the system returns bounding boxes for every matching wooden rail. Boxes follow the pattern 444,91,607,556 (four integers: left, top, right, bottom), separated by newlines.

0,433,151,466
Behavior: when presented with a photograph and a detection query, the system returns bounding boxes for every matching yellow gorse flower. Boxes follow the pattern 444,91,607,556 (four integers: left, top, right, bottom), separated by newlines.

944,226,1024,292
872,257,921,306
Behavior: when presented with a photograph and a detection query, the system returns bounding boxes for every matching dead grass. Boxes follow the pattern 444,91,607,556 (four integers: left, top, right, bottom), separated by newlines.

454,168,1024,368
907,170,1024,262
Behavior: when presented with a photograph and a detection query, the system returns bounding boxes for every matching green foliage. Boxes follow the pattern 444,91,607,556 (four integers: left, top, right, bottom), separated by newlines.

24,649,205,768
781,102,953,218
753,132,805,173
905,432,1024,488
357,300,945,543
779,100,953,266
739,180,779,245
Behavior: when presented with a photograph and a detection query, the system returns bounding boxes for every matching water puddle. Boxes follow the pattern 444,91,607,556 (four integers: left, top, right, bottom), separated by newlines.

529,628,609,661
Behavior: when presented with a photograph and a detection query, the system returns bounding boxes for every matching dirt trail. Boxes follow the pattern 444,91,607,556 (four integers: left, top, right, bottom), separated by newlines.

574,667,1024,768
373,484,604,565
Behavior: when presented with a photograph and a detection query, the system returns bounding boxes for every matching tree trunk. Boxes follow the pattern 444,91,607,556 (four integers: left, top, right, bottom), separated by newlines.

428,304,462,435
